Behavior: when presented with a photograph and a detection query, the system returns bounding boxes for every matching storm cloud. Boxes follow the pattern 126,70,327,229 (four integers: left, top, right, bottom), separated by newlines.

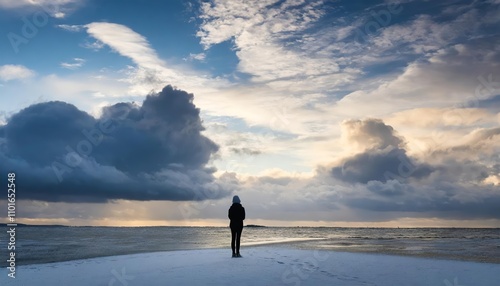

332,119,434,184
322,118,500,220
0,85,234,202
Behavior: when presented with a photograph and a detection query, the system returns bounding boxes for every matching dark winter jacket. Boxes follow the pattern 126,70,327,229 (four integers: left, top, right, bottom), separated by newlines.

228,203,245,228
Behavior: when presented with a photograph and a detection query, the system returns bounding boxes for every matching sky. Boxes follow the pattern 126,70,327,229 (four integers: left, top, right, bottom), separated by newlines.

0,0,499,227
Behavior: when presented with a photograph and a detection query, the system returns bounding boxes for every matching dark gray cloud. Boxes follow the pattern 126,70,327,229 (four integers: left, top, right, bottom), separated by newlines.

331,147,434,184
333,119,433,183
345,182,500,219
229,147,262,156
0,85,234,202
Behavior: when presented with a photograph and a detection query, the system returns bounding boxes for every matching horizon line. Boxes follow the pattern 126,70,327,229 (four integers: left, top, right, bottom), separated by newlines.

2,223,499,229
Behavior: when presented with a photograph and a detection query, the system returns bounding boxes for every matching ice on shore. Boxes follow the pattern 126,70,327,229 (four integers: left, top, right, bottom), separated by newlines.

1,247,498,285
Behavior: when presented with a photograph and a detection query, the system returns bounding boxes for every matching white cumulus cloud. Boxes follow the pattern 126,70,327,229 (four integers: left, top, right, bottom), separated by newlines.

0,65,36,81
60,58,86,70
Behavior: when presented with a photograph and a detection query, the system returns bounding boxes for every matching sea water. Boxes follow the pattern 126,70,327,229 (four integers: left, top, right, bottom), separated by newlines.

1,226,498,266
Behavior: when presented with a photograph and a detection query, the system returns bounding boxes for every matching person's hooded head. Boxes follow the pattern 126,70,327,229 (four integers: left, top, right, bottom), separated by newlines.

232,195,241,204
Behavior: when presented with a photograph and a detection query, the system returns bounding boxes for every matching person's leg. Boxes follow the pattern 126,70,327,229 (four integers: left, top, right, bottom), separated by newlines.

231,228,236,255
236,227,243,255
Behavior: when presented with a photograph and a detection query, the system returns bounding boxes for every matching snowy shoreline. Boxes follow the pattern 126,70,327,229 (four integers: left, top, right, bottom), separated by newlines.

1,247,498,286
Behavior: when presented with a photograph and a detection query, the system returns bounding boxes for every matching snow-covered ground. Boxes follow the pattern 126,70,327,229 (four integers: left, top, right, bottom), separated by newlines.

1,247,498,285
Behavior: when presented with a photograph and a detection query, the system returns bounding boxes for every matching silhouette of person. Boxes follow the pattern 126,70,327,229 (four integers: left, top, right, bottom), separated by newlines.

228,195,245,257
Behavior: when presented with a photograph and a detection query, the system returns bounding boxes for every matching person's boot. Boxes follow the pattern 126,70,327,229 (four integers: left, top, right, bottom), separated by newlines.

236,253,242,258
232,253,237,258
